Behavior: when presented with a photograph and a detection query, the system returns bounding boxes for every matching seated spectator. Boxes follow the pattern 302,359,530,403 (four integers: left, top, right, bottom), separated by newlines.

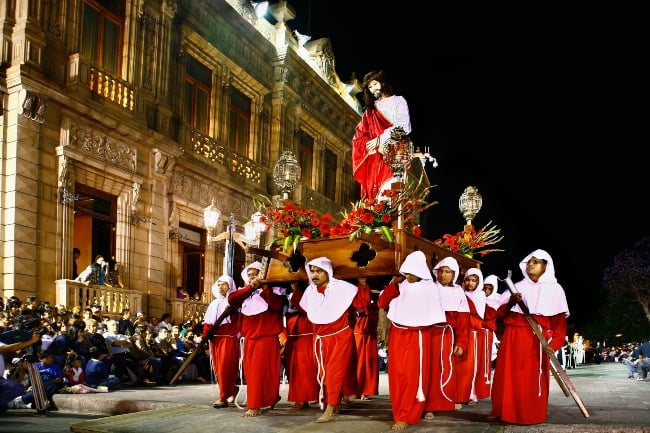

103,320,139,385
151,327,179,382
9,350,64,411
63,354,86,386
128,325,160,386
155,313,173,334
634,354,649,381
118,309,135,337
47,324,84,370
623,355,637,379
168,326,201,383
85,347,121,390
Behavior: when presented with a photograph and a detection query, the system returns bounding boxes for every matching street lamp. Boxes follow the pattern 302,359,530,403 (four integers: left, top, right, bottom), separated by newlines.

459,185,482,230
273,150,302,200
244,211,269,247
203,199,237,277
203,199,221,240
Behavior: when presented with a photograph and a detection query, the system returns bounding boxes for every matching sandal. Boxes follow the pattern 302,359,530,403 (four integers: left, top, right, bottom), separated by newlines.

213,400,228,408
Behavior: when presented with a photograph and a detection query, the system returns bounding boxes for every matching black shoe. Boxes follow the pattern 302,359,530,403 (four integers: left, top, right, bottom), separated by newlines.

48,400,59,412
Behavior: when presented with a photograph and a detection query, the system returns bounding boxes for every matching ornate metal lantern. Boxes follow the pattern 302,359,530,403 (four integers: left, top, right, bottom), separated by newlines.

459,186,483,227
273,150,302,199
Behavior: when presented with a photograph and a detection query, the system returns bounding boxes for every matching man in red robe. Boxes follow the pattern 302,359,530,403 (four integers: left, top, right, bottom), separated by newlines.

284,283,319,409
490,249,569,425
228,262,286,417
423,256,470,419
294,257,358,423
202,275,240,408
378,251,447,431
349,277,379,400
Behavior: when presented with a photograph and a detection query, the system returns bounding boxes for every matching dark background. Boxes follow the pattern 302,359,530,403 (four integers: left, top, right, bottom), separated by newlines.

286,1,649,331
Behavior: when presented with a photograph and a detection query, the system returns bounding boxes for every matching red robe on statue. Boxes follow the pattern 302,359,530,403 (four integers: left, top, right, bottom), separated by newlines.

352,109,394,200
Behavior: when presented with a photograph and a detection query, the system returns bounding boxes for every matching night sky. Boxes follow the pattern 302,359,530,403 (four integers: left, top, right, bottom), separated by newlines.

287,1,649,330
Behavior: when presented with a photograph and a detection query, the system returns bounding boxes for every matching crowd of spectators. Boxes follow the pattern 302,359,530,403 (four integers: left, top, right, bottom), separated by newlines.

589,340,650,381
0,294,208,413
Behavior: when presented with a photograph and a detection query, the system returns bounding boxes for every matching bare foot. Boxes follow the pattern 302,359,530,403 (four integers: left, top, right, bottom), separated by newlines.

340,395,350,405
360,395,369,401
423,412,435,420
392,421,410,430
243,408,260,417
316,404,335,423
289,402,308,410
454,403,463,410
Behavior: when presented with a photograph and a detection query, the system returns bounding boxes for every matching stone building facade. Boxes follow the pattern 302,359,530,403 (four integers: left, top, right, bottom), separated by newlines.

0,0,362,321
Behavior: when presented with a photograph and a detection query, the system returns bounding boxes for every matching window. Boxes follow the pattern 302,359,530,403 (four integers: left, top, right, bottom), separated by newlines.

297,131,314,187
229,89,251,156
183,56,212,134
80,0,125,74
323,149,337,200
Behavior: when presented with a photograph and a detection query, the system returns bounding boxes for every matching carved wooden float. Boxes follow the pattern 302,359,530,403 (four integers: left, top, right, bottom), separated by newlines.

249,225,481,284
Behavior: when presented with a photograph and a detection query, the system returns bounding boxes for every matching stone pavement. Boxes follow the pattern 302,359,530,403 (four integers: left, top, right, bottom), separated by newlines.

1,362,648,433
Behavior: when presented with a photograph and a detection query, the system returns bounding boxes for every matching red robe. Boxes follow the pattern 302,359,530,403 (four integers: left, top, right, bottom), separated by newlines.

294,286,357,406
228,285,285,409
284,306,319,404
455,297,484,403
474,304,498,400
203,313,240,401
350,283,379,398
352,109,394,199
378,281,434,425
490,310,567,424
423,324,456,412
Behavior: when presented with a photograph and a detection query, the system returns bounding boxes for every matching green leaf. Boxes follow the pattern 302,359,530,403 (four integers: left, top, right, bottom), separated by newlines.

380,225,394,243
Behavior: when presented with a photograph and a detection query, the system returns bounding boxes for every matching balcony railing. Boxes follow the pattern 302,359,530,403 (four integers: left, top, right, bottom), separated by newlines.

55,280,208,322
186,127,265,185
67,54,135,114
55,280,143,318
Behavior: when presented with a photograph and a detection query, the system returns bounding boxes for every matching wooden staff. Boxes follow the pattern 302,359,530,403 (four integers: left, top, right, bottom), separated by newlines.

169,306,232,385
499,271,590,418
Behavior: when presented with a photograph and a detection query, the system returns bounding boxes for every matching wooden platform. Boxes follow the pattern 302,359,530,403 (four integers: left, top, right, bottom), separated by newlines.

249,227,480,284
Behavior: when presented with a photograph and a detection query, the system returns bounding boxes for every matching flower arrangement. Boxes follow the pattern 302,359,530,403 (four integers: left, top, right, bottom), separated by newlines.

333,175,436,243
262,200,334,253
433,220,504,258
253,172,436,252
